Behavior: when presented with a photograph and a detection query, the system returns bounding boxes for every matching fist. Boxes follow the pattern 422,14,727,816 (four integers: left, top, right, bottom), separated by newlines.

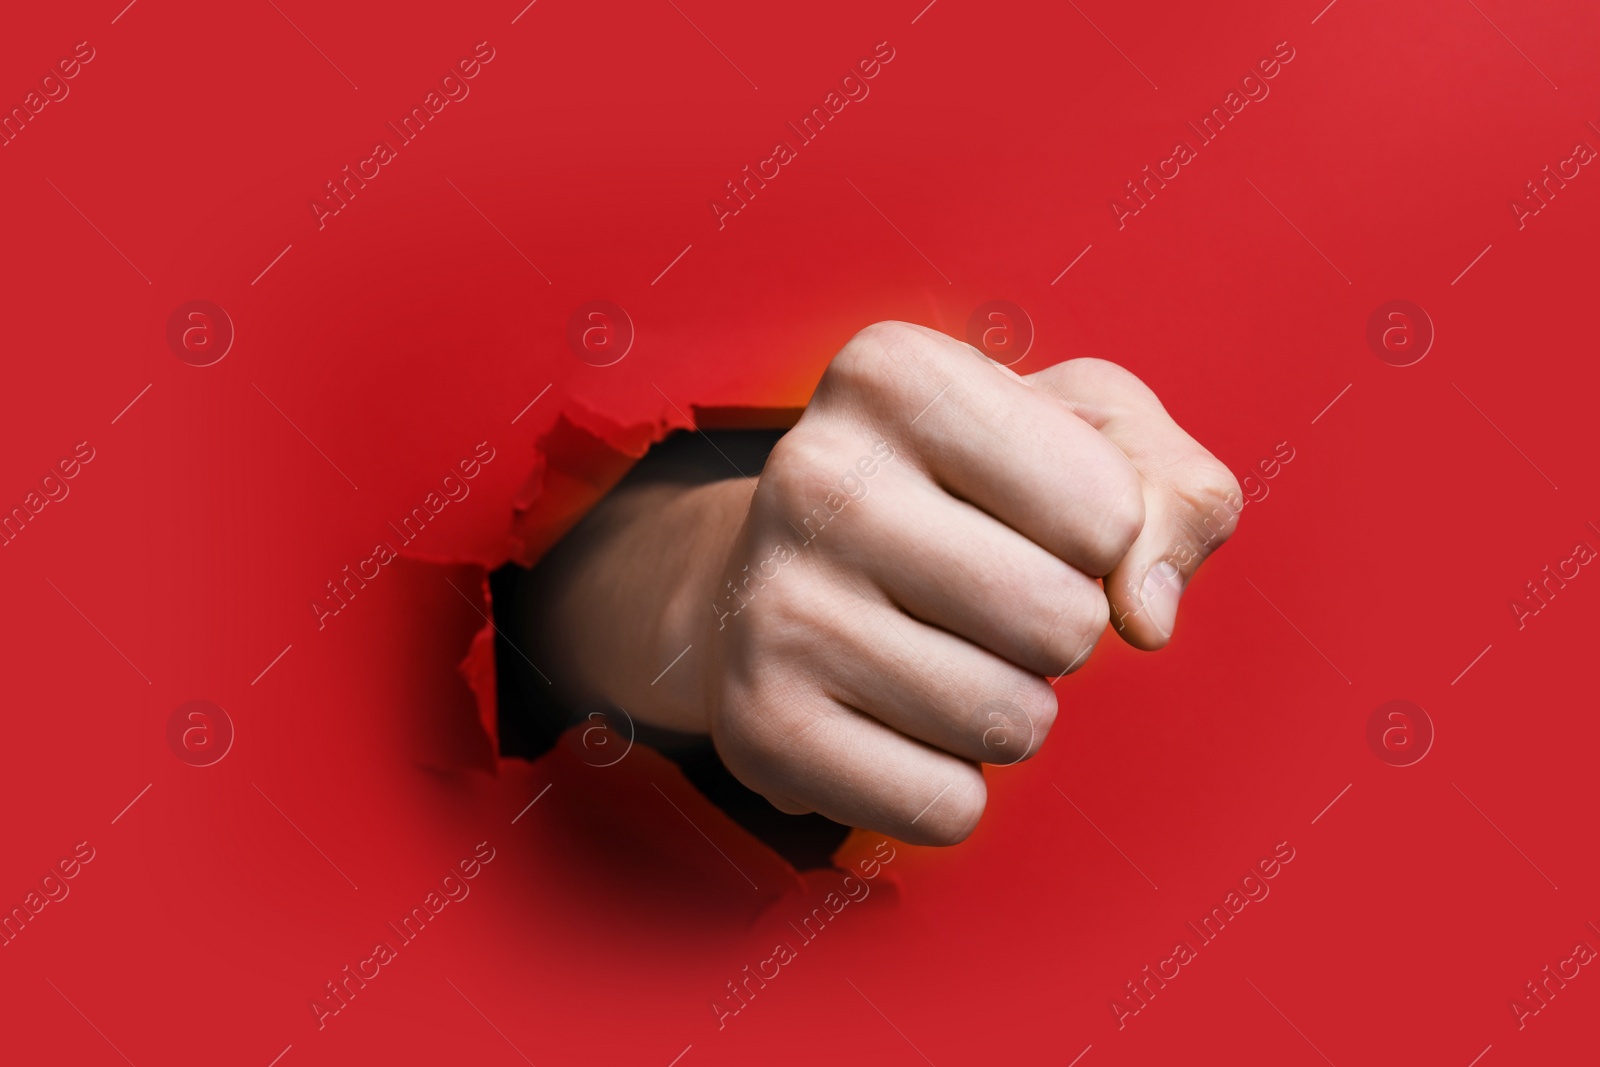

701,322,1240,844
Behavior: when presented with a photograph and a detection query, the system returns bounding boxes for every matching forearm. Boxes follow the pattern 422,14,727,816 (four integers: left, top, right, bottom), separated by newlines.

522,474,754,734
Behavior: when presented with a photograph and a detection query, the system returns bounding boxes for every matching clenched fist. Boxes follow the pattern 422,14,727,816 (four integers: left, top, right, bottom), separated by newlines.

524,322,1242,845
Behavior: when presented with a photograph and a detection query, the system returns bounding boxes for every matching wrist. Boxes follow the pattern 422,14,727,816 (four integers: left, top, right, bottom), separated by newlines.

650,477,756,731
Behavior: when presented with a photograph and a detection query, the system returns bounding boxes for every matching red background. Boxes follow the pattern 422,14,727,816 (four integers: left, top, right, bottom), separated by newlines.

2,0,1596,1063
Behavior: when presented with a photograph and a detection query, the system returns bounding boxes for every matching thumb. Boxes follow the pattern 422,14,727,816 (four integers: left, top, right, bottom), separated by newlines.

1025,358,1243,650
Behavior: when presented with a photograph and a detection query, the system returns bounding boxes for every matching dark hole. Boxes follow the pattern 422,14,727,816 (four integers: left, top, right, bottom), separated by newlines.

489,429,851,870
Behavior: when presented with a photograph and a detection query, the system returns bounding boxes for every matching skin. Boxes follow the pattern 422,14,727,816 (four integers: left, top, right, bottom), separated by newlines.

524,321,1242,845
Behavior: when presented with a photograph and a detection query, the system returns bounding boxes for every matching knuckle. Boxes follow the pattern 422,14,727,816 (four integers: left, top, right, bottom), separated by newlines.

712,686,812,788
1014,673,1060,729
1172,457,1243,551
829,321,908,381
735,573,843,674
990,675,1058,761
761,431,840,505
1051,357,1162,421
823,321,945,402
1070,357,1159,404
911,773,987,846
1084,469,1146,574
850,319,929,359
819,346,872,399
1038,585,1109,675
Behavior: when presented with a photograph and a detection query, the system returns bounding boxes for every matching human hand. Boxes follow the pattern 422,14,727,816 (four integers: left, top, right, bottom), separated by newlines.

698,322,1241,844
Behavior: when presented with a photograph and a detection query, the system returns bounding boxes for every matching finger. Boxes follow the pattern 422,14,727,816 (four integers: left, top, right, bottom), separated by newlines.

816,571,1059,765
1026,358,1243,649
713,684,990,847
837,465,1109,678
819,322,1146,577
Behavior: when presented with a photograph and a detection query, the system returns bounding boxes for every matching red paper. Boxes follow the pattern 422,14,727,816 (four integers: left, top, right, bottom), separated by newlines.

1,1,1596,1064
